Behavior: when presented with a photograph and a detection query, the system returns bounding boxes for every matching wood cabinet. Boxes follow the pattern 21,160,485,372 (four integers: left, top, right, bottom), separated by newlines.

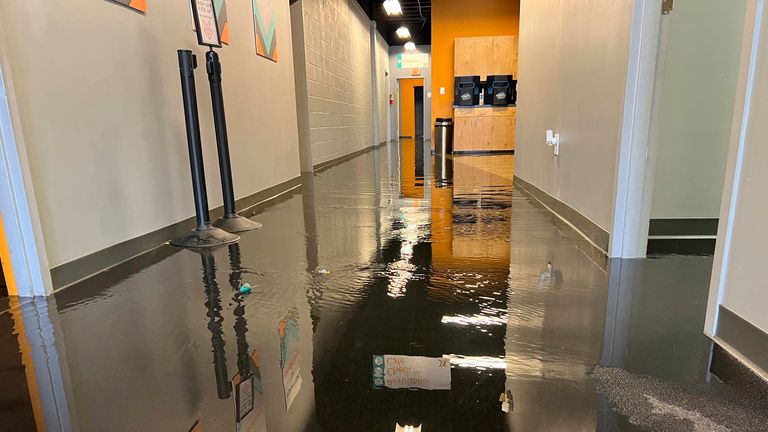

454,35,517,79
453,106,516,152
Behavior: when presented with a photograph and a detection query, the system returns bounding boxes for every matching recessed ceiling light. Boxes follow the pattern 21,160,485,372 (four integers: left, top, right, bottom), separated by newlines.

404,41,416,51
383,0,402,15
396,26,411,39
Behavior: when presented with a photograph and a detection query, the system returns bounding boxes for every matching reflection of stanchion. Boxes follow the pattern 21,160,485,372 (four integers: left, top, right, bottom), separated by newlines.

172,50,239,248
228,244,252,376
206,50,262,233
200,250,232,399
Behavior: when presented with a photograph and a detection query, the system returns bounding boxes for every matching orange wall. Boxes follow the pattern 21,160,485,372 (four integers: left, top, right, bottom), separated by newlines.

0,213,17,296
399,78,423,138
431,0,520,126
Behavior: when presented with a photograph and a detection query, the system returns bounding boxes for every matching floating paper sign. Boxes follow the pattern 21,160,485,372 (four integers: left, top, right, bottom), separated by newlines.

372,355,451,390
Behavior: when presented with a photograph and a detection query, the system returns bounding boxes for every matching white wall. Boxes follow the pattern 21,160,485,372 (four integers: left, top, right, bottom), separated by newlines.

389,45,432,141
301,0,374,165
374,33,390,144
0,0,301,268
650,0,747,219
707,0,768,341
515,0,634,232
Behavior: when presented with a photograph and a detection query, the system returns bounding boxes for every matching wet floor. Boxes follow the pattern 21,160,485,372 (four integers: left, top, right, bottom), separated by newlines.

0,140,764,431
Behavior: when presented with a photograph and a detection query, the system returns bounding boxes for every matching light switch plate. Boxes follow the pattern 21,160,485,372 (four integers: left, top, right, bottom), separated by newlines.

439,87,445,95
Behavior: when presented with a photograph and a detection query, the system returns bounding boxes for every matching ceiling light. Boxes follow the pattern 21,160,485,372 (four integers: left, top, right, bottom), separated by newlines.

395,425,422,432
396,26,411,39
404,42,416,51
383,0,402,15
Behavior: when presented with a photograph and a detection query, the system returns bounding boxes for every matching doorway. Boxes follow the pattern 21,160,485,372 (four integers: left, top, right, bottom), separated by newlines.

414,86,424,138
398,78,425,139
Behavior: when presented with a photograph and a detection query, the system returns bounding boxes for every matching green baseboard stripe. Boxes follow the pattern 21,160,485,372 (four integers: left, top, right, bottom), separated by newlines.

313,141,388,174
513,176,610,254
50,176,303,291
714,306,768,382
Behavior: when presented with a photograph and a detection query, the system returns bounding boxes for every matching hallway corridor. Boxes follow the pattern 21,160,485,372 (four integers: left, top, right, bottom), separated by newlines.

1,142,765,431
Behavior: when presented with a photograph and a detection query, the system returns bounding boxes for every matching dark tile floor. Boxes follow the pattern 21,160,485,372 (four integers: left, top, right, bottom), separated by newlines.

0,141,763,431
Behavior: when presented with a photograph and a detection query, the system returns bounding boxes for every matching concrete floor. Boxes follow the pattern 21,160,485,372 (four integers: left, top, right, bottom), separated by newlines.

0,141,764,431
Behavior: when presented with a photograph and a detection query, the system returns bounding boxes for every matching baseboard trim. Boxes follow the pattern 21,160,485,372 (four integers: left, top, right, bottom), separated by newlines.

513,176,610,254
648,218,719,236
713,306,768,383
313,141,387,173
451,150,515,155
50,176,303,291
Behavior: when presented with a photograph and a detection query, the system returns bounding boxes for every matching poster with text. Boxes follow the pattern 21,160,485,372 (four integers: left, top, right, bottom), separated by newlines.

190,0,229,45
279,309,301,409
252,0,278,62
108,0,147,13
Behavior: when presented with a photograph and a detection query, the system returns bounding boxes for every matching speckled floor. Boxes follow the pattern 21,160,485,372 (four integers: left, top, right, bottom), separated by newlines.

0,141,763,431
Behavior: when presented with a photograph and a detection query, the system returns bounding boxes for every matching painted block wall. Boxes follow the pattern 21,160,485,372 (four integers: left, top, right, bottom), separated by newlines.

515,0,634,231
650,0,747,219
374,33,390,144
0,0,301,268
301,0,374,165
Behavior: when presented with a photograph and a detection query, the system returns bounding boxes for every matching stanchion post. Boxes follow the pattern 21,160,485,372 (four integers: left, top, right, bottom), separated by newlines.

206,50,262,233
171,49,240,248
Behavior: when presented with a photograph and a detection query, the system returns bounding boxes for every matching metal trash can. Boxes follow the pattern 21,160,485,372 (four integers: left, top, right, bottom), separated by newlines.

434,118,454,155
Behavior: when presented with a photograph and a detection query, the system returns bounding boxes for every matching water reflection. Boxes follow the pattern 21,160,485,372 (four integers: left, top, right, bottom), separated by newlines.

0,141,734,432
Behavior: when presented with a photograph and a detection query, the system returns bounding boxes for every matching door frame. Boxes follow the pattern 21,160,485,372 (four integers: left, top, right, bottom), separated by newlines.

395,77,425,139
0,30,53,297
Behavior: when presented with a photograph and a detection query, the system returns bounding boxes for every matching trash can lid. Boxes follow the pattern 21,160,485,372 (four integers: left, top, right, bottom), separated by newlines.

435,117,453,125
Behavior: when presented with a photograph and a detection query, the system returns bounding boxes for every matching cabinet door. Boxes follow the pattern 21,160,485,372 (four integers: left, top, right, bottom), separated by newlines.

474,37,495,80
492,115,516,151
492,35,516,75
454,38,475,76
453,116,474,151
474,116,494,151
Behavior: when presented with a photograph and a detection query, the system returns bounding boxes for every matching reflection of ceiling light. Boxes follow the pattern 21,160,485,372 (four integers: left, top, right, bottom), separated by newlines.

383,0,402,15
404,42,416,51
395,425,422,432
396,26,411,39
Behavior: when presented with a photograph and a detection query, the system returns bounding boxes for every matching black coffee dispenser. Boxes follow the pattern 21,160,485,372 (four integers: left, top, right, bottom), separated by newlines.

454,76,481,106
485,75,516,105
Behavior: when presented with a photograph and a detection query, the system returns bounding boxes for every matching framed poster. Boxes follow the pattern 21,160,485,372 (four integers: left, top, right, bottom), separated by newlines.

108,0,147,13
214,0,230,45
191,0,222,48
252,0,278,62
190,0,229,45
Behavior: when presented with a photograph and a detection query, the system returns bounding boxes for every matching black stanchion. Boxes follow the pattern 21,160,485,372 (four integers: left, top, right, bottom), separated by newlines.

206,50,262,233
172,50,239,248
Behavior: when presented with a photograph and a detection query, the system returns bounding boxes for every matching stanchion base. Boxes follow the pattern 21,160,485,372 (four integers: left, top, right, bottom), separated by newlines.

171,225,240,248
213,215,263,233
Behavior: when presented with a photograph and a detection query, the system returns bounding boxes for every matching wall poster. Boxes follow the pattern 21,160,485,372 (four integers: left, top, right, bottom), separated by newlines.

213,0,230,45
191,0,222,48
108,0,147,13
252,0,278,62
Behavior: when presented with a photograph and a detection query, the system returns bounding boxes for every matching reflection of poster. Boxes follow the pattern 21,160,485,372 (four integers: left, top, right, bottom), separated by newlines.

252,0,278,62
279,309,301,409
232,351,266,432
108,0,147,13
372,355,452,390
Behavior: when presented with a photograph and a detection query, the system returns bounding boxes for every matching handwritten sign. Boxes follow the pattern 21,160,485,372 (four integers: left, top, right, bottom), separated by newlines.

396,53,429,69
372,355,451,390
191,0,221,47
